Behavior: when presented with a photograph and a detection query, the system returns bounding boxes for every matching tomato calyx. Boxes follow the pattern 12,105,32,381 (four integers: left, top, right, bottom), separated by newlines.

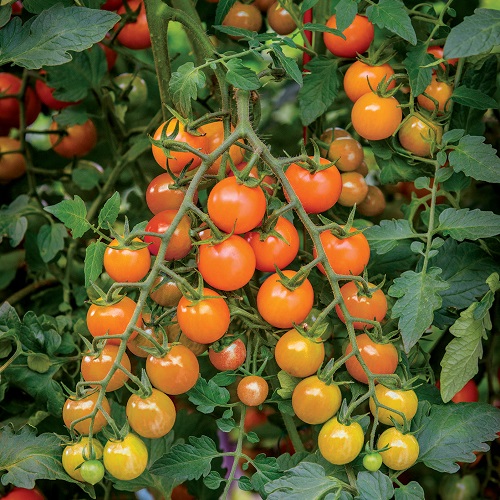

86,282,126,307
274,265,311,292
294,142,336,174
210,334,245,353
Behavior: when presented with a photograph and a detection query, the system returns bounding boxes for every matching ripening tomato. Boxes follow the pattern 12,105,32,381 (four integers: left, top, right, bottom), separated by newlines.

86,296,141,344
442,379,479,403
427,45,458,69
335,281,387,329
439,473,480,500
327,136,364,172
81,344,132,392
369,385,418,425
417,75,453,114
126,388,176,438
127,319,165,358
35,76,75,110
355,160,369,177
198,235,256,291
146,344,200,394
338,171,369,207
318,417,364,465
313,226,370,276
245,216,299,272
149,276,183,307
377,428,419,470
62,438,103,482
363,452,383,472
152,119,208,173
284,157,342,214
357,185,386,217
144,210,192,259
343,61,396,102
103,238,151,283
166,321,208,356
2,488,45,500
222,1,263,37
209,338,247,371
146,173,197,214
203,121,245,175
267,2,296,35
113,73,148,111
79,459,105,485
292,375,342,424
275,329,325,378
207,176,266,234
63,391,111,435
49,119,98,158
345,333,398,384
398,113,443,157
352,92,402,141
257,270,314,329
0,137,26,182
116,0,151,50
177,288,230,343
237,375,269,406
323,15,374,58
103,433,148,480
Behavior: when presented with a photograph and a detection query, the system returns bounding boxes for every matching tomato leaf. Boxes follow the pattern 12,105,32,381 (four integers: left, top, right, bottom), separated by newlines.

364,219,415,255
413,402,500,473
451,86,498,110
225,58,261,91
270,44,303,86
84,241,106,287
0,5,119,69
403,43,433,97
356,471,394,500
436,208,500,241
366,0,417,45
37,223,67,263
44,196,91,239
170,62,207,118
97,191,120,230
394,481,425,500
187,376,230,414
334,0,357,33
444,8,500,59
251,454,282,496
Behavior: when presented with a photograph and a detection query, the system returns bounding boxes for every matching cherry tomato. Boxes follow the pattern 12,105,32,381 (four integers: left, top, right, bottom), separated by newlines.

417,75,453,114
398,113,443,157
113,73,148,110
203,121,245,175
103,238,151,283
177,288,230,344
275,329,325,378
146,344,200,395
116,0,151,50
198,235,256,291
313,226,370,276
146,173,197,215
144,210,192,259
357,185,386,217
103,433,148,480
318,417,364,465
222,2,263,37
171,484,195,500
209,338,247,371
327,136,364,172
149,276,183,307
257,270,314,329
377,427,419,470
253,0,274,11
355,160,369,177
352,92,402,141
1,488,45,500
81,344,132,392
63,391,111,434
338,171,369,207
439,473,480,500
292,375,341,424
446,379,479,403
335,281,387,329
245,216,299,272
86,296,141,345
267,2,296,35
244,406,270,431
152,119,208,173
126,388,176,438
166,321,208,356
323,15,374,58
363,452,383,472
49,119,97,158
207,176,266,234
343,61,396,102
35,76,75,110
427,45,458,69
79,459,105,485
345,333,398,384
237,375,269,406
0,137,26,182
369,385,418,425
285,157,342,214
62,437,103,482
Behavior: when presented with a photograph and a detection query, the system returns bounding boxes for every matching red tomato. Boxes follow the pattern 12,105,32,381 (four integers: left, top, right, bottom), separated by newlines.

237,375,269,406
35,76,76,111
49,119,98,158
98,42,118,70
257,270,314,329
323,15,374,58
0,137,26,182
245,216,299,272
284,157,342,214
209,338,247,370
1,488,45,500
427,45,458,69
313,226,370,276
146,173,197,214
177,288,230,344
63,391,111,434
116,0,151,50
203,121,245,175
417,75,453,114
198,234,256,291
438,379,479,403
343,61,395,103
144,210,192,259
103,238,151,283
207,176,266,234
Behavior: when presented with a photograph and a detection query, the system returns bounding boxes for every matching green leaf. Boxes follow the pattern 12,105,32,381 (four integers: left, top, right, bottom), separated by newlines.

437,208,500,241
84,241,106,287
98,192,120,229
22,0,73,14
7,217,28,248
37,223,67,263
270,44,303,86
394,482,425,500
0,5,120,68
44,196,90,239
216,417,236,432
451,86,498,110
366,0,417,45
251,454,282,497
187,376,230,414
334,0,357,33
27,353,51,374
389,268,449,352
377,150,429,184
299,57,340,126
414,403,500,472
356,471,394,500
204,470,223,490
0,5,10,29
170,62,207,118
448,135,500,183
303,23,345,37
277,370,301,399
72,161,102,190
55,106,89,126
225,59,261,91
444,8,500,59
403,43,433,97
364,219,415,254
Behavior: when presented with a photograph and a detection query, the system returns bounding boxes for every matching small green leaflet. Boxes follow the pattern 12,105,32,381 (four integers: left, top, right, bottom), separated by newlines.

270,44,303,86
250,454,282,497
436,208,500,241
403,43,433,97
451,86,498,110
170,62,207,118
0,5,10,29
444,8,500,59
356,471,394,500
215,0,237,26
364,219,415,254
366,0,417,45
187,376,230,413
44,195,91,239
334,0,357,33
225,59,261,91
394,482,425,500
84,241,106,287
37,224,67,263
98,192,120,229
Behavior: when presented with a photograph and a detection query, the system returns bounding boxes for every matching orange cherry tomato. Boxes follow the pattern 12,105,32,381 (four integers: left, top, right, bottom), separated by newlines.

417,75,453,114
63,391,111,434
103,238,151,283
0,137,26,182
237,375,269,406
343,60,396,102
323,15,374,58
116,0,151,50
203,121,245,175
49,119,97,158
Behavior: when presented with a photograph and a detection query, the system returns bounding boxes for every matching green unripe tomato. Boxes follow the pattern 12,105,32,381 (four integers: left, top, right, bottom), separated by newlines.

80,459,105,485
363,452,383,471
113,73,148,110
439,473,480,500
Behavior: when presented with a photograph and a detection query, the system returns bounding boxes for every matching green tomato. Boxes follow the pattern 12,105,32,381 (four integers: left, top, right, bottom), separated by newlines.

439,474,480,500
363,452,383,472
113,73,148,111
80,459,105,485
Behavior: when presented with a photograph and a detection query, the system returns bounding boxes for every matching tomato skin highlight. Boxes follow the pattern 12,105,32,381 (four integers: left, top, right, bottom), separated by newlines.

103,238,151,283
323,15,374,58
369,385,418,425
338,171,369,207
343,61,395,102
63,392,111,435
103,433,148,480
377,427,419,470
318,417,364,465
62,438,104,482
237,375,269,406
209,338,247,371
